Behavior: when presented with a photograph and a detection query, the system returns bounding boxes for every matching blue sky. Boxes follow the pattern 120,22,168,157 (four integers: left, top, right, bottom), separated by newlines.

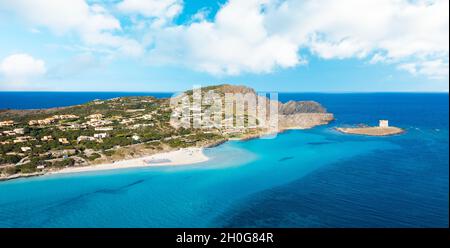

0,0,448,92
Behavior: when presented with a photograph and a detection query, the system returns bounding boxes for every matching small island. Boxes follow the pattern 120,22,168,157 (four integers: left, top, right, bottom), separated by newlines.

336,120,404,136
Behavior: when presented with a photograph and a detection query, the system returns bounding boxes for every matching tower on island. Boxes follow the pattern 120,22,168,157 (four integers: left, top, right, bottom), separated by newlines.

379,120,389,128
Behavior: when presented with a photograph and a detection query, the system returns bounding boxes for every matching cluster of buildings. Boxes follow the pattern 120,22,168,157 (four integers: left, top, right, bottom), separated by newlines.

56,112,153,131
29,115,79,126
13,136,36,143
86,119,113,128
84,114,116,128
0,120,14,127
87,114,103,120
0,128,35,144
77,133,110,143
17,144,76,157
0,97,173,169
53,115,79,120
129,123,154,130
58,123,87,131
0,128,25,137
52,114,112,130
28,118,56,126
1,103,163,162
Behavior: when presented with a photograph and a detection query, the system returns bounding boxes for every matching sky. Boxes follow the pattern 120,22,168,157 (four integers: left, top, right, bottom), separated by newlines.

0,0,448,92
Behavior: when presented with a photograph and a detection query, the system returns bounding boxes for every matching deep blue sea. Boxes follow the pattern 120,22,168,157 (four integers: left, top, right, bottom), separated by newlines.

0,92,448,227
0,92,174,109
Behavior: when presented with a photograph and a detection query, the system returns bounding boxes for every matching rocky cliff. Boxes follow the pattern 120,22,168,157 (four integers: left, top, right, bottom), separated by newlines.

279,100,327,114
277,100,333,129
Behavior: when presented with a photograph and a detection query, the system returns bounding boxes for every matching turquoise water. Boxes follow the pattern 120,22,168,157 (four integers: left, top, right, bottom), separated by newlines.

0,93,448,227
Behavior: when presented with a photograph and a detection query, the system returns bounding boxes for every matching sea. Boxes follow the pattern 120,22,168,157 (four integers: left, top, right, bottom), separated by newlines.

0,92,448,227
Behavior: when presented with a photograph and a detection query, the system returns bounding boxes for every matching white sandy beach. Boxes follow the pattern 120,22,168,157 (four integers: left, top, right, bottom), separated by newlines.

51,148,209,175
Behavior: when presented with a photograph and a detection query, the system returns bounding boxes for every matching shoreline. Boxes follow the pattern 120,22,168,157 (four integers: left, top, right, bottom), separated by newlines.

47,125,329,175
0,147,210,181
0,172,46,182
48,147,209,175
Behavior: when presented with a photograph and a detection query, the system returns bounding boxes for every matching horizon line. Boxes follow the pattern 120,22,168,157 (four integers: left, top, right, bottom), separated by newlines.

0,90,448,94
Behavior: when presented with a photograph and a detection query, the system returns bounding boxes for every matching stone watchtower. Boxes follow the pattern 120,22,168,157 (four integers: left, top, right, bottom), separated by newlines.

379,120,389,128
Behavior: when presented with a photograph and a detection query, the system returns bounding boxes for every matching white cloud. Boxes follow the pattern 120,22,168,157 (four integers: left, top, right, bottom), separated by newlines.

145,0,448,78
1,0,448,79
274,0,449,60
146,0,303,75
369,53,388,64
117,0,183,26
398,59,449,79
0,0,143,57
190,8,210,23
0,53,47,82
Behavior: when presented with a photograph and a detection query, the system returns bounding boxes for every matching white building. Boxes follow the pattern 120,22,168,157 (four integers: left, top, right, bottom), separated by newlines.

14,136,34,143
379,120,389,127
3,130,16,136
94,133,109,139
41,135,53,141
87,113,103,120
53,114,79,120
126,109,145,113
21,147,32,152
14,128,25,135
77,136,96,142
0,120,14,127
95,126,114,131
140,114,153,120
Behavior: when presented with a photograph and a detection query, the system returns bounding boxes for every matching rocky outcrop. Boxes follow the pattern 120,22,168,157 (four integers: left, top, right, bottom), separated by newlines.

277,99,333,130
279,100,327,114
